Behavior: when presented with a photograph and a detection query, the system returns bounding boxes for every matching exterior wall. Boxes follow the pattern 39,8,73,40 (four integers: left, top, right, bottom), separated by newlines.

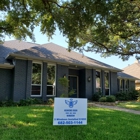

13,59,31,101
0,68,13,101
92,69,96,94
101,70,105,95
85,69,93,100
69,69,79,76
25,60,32,99
129,80,135,90
136,83,140,90
110,72,118,95
79,69,86,98
42,62,47,101
56,64,69,97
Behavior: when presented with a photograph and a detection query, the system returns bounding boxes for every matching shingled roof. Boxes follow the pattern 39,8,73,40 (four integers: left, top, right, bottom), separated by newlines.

117,72,139,80
3,41,121,71
122,60,140,79
0,40,39,64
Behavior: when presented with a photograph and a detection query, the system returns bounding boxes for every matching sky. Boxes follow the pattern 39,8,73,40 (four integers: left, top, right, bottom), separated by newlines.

5,27,136,70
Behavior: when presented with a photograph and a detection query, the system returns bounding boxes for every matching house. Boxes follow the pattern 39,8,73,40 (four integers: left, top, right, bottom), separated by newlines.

117,72,139,92
121,60,140,90
0,40,137,102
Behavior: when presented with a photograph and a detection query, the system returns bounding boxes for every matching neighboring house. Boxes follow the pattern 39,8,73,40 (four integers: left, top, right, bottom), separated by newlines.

122,60,140,90
0,40,137,101
117,72,139,92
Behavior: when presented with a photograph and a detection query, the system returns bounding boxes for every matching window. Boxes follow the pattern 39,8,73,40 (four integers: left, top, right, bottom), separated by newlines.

96,71,101,92
120,79,124,92
47,64,56,96
105,72,110,95
31,62,42,96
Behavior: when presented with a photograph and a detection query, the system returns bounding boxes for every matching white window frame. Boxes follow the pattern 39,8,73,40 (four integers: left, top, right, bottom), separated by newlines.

47,64,56,97
31,62,42,97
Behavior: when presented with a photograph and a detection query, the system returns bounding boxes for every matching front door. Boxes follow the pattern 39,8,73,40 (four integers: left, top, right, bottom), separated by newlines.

68,76,78,97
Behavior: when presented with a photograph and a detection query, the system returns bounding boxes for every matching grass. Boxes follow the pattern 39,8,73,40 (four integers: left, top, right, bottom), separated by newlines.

0,106,140,140
117,101,140,111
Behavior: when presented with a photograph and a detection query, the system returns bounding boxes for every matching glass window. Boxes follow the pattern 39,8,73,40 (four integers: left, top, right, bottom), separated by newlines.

120,79,124,92
47,65,56,96
31,63,42,96
96,71,101,92
105,72,110,95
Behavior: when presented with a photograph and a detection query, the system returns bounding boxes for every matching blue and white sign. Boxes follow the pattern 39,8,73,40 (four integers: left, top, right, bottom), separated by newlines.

53,98,87,125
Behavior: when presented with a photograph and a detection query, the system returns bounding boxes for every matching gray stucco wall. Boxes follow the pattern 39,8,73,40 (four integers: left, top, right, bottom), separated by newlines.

56,64,69,97
0,68,13,101
110,72,118,95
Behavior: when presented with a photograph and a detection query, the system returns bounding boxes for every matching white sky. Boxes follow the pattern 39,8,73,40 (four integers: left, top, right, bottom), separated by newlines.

5,27,136,69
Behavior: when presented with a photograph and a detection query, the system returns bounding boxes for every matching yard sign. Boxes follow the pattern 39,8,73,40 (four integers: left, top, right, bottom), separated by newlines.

53,98,87,125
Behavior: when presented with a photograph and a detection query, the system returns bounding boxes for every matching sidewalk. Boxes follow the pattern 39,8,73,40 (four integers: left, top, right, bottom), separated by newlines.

88,103,140,115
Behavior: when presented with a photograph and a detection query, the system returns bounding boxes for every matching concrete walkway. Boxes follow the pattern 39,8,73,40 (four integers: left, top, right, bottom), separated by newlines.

90,103,140,115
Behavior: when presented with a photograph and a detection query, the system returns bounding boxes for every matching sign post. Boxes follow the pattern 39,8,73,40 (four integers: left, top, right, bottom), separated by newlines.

53,98,87,125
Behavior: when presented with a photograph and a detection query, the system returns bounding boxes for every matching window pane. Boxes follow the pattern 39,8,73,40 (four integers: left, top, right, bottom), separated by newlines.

47,65,55,85
47,86,55,95
105,89,109,95
47,65,56,96
31,63,42,96
96,71,101,88
32,63,41,84
105,72,109,88
32,85,41,95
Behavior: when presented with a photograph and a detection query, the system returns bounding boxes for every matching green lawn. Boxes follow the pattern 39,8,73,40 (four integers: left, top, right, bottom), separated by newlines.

0,106,140,140
117,101,140,111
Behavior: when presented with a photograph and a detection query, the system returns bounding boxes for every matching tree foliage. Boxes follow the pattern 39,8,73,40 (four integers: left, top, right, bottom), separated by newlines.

0,0,140,60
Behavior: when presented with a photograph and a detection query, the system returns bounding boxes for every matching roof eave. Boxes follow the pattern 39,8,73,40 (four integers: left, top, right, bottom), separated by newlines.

0,63,14,69
7,53,122,72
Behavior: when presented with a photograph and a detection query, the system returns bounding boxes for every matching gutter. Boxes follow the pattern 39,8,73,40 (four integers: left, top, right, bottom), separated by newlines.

0,63,14,69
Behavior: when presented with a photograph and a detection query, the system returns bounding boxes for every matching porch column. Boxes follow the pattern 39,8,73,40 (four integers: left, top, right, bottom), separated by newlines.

92,69,96,94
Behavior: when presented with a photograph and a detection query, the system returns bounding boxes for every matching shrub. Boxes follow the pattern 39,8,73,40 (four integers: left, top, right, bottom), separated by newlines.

99,97,107,102
93,93,101,101
47,98,54,105
137,92,140,102
128,90,139,100
115,92,128,101
106,95,116,102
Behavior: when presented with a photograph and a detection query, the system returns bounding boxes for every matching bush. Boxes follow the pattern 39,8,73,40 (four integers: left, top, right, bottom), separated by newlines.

47,98,54,105
93,93,101,101
106,95,116,102
128,90,139,100
99,97,107,102
137,92,140,102
0,98,42,107
115,92,128,101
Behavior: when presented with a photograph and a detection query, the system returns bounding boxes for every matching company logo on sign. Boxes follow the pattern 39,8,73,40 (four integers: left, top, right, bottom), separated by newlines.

65,98,78,108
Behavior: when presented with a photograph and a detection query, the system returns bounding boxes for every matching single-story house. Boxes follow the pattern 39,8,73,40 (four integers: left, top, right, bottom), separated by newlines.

0,40,137,101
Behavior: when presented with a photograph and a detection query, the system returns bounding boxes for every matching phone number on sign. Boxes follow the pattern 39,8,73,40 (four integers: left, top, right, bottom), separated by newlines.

58,121,83,125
